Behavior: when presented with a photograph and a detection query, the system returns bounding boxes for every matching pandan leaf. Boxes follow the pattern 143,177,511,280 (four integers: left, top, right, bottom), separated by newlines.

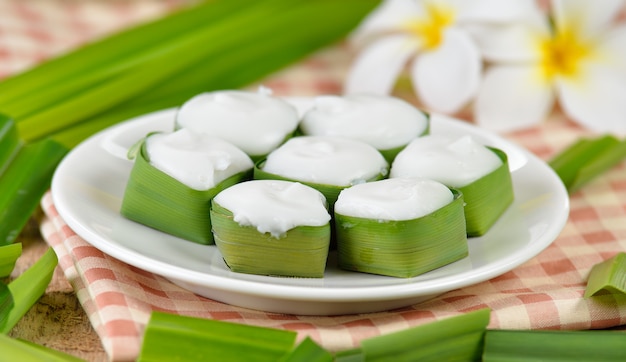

459,147,514,237
335,189,468,278
483,329,626,362
0,243,22,278
0,334,85,361
211,202,331,278
584,252,626,297
549,135,626,193
1,247,58,334
120,141,252,244
138,311,298,362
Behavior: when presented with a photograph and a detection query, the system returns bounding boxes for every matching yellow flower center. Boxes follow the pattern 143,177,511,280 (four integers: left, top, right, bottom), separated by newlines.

404,3,455,50
539,27,592,80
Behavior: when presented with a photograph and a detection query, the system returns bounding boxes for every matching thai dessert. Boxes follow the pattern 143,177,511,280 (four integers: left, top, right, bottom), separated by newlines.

211,180,331,278
175,87,299,161
299,94,429,162
120,128,253,244
390,134,514,236
255,135,389,211
334,177,468,278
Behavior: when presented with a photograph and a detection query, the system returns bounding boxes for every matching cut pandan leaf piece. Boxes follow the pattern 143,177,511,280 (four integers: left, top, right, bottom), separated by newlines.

549,135,626,193
338,308,490,361
255,136,389,211
2,247,57,334
482,329,626,362
391,135,514,237
334,178,468,278
584,252,626,297
175,87,300,162
138,311,298,362
211,180,331,278
120,129,253,244
0,334,85,362
0,138,68,246
279,337,333,362
299,94,429,163
0,243,22,278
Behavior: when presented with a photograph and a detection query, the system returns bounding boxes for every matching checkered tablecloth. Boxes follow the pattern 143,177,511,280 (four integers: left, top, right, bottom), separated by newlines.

4,1,626,361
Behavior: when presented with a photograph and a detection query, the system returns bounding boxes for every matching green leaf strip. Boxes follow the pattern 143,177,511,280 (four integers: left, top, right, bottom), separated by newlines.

138,311,297,362
549,135,626,193
584,252,626,297
1,247,58,334
0,243,22,278
0,139,68,246
482,329,626,361
360,308,491,361
278,337,333,362
0,334,84,361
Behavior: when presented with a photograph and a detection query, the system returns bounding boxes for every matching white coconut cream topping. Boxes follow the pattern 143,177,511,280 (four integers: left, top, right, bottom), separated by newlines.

213,180,330,238
334,178,453,220
299,94,428,150
390,134,502,188
145,129,253,191
175,88,299,156
262,136,389,186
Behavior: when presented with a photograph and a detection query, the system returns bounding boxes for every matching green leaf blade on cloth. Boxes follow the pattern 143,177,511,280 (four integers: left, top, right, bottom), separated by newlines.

1,247,58,334
0,139,68,246
138,311,298,362
0,334,85,362
0,243,22,278
482,329,626,362
278,337,333,362
584,252,626,297
360,308,491,361
549,135,626,193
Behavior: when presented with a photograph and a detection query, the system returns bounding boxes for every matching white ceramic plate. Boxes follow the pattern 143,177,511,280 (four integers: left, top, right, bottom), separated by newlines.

51,98,569,315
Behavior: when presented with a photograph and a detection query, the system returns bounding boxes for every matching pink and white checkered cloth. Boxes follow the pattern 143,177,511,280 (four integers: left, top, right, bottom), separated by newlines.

40,115,626,361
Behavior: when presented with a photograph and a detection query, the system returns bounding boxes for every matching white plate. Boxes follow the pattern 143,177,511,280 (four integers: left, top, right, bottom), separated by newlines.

51,98,569,315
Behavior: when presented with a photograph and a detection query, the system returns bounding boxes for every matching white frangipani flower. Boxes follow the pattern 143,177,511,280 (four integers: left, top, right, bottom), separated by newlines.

343,0,536,114
474,0,626,134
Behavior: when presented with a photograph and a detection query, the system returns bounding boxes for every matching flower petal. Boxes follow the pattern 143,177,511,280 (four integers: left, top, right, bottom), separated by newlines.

474,65,555,133
557,65,626,135
344,34,419,95
597,24,626,76
348,0,422,45
411,28,481,114
552,0,625,39
456,0,538,23
465,19,549,63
